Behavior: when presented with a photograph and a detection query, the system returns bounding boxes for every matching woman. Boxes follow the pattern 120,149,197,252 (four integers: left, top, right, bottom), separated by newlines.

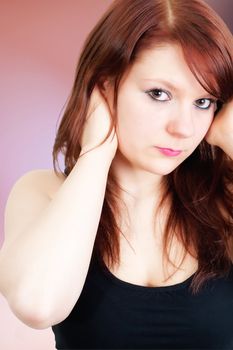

0,0,233,349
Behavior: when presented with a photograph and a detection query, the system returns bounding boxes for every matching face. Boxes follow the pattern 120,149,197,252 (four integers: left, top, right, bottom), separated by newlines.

113,43,217,176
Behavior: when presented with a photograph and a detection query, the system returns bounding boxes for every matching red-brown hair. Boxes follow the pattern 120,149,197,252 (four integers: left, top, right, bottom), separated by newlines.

53,0,233,294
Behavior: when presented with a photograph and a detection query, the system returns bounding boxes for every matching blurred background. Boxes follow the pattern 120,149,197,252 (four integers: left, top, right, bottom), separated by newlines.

0,1,232,349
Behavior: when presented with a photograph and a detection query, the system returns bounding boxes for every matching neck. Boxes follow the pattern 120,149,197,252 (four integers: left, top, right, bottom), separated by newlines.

110,150,164,204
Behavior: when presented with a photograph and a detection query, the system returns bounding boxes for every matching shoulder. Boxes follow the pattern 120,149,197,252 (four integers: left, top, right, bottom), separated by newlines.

10,168,66,199
3,169,66,248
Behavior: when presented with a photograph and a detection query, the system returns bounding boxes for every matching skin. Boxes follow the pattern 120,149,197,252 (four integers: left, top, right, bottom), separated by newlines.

109,44,218,211
205,98,233,159
102,43,232,278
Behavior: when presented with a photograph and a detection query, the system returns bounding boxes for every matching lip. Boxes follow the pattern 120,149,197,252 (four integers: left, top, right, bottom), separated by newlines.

155,146,182,157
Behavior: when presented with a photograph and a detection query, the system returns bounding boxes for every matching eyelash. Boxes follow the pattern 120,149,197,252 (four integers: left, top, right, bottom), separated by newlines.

146,88,217,110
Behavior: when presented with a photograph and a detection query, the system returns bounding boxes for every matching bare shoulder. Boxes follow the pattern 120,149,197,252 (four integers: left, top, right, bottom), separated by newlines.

3,169,66,249
10,168,66,198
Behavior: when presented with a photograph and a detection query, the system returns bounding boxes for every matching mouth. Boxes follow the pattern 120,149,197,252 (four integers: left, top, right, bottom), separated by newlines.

154,146,182,157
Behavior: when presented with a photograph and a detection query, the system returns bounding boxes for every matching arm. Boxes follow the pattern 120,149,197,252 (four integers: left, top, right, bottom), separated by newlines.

0,85,117,329
0,148,113,329
205,99,233,160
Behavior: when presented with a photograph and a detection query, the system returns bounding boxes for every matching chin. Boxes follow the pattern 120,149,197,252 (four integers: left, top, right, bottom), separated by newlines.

153,168,177,176
140,164,178,177
140,158,183,176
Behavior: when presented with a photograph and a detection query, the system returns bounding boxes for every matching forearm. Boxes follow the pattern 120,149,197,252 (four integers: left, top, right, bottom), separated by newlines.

0,148,112,327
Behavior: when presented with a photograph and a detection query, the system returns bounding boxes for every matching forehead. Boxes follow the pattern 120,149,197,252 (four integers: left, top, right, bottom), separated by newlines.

125,43,208,96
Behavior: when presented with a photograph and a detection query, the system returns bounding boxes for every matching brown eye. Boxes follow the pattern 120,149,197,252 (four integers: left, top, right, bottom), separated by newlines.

147,89,170,101
195,98,213,110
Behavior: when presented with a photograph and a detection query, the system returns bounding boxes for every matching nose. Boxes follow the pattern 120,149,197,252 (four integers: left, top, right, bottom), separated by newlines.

166,104,195,138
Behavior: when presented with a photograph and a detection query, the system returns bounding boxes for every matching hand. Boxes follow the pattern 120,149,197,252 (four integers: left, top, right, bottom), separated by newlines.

205,99,233,158
80,86,118,158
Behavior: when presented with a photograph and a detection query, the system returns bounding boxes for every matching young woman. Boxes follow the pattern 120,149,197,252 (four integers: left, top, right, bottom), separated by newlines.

0,0,233,349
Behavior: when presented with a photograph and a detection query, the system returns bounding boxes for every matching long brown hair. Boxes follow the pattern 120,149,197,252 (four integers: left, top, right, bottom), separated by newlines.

53,0,233,294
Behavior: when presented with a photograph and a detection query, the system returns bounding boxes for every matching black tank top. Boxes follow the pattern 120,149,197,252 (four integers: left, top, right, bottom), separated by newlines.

52,255,233,349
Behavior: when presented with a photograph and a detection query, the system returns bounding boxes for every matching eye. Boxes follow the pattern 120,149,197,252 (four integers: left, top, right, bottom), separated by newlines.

147,88,171,101
194,98,216,110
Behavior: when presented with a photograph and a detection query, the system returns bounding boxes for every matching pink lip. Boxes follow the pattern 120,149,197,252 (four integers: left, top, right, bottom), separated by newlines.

155,146,182,157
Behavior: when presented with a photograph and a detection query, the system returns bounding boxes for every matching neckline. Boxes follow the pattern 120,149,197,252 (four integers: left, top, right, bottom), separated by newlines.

101,262,196,292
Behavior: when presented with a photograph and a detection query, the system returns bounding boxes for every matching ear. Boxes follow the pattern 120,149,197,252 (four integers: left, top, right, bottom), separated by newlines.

98,76,109,90
102,79,112,92
99,79,114,112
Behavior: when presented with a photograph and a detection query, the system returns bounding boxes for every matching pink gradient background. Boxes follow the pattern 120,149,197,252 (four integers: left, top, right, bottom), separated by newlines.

0,1,232,349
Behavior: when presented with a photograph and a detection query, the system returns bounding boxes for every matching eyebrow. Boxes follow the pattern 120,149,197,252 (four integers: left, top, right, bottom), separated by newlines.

142,78,216,99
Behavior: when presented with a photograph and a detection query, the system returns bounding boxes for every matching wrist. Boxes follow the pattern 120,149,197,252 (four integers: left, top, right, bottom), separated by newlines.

80,145,116,164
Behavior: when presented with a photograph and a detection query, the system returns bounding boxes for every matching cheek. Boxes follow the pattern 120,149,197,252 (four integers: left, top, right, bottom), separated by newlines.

116,94,147,144
116,112,143,147
116,97,164,139
116,109,158,150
